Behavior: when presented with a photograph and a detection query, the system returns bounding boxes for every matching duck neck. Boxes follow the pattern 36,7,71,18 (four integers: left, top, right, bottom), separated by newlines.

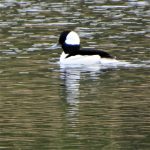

62,43,80,54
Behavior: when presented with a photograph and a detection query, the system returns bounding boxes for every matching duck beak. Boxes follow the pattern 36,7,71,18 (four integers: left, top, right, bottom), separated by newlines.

50,43,61,49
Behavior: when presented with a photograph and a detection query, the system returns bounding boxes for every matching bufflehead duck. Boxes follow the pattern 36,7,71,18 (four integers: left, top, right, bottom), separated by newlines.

58,30,117,65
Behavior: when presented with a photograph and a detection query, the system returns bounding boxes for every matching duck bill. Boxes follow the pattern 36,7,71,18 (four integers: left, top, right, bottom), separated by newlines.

50,43,61,49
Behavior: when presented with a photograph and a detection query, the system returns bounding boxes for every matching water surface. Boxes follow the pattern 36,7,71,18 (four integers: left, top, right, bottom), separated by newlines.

0,0,150,149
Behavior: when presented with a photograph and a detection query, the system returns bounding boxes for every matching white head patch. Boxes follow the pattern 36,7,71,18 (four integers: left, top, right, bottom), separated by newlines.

65,31,80,45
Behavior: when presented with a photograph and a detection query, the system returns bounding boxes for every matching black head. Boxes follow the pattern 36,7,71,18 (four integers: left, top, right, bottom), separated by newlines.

58,30,70,45
58,30,80,54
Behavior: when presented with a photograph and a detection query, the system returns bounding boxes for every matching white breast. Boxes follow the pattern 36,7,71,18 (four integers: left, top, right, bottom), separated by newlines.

59,52,101,65
59,52,121,66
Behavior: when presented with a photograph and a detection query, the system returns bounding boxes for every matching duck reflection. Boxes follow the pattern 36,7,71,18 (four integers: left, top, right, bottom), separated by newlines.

60,68,80,105
60,64,102,127
60,64,101,104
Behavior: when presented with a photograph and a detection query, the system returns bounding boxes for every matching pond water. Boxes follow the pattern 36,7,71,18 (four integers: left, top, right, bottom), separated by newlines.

0,0,150,149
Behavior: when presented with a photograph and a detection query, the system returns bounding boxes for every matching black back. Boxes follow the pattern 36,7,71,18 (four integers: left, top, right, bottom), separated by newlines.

66,48,113,59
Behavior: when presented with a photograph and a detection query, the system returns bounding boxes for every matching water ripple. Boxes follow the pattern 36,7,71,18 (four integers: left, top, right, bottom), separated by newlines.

0,0,149,149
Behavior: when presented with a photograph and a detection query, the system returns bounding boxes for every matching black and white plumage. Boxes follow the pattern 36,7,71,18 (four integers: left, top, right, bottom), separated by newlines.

58,30,118,65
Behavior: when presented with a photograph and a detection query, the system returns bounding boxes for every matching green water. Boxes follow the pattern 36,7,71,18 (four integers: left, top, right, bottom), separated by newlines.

0,0,150,149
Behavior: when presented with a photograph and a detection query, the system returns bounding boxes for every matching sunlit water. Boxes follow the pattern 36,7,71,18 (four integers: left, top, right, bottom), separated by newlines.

0,0,150,150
